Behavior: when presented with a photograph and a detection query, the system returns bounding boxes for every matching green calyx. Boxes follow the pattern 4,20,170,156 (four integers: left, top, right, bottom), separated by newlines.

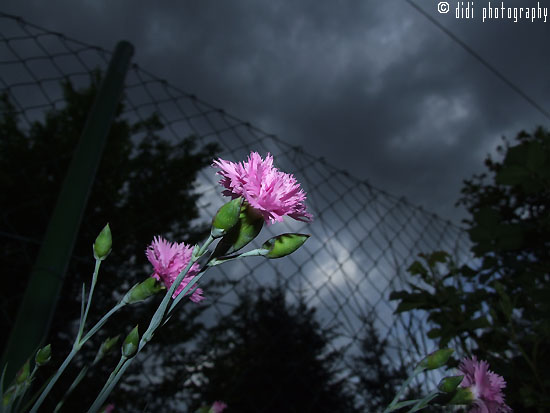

448,387,475,405
261,233,310,259
122,326,139,357
125,277,164,304
35,344,52,366
93,223,112,260
418,348,454,370
211,197,243,238
438,375,464,393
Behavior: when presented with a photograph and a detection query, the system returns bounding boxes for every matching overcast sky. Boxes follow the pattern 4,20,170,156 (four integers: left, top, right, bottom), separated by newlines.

2,0,549,222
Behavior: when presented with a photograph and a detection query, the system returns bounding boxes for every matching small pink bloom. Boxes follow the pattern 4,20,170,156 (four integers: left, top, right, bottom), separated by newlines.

145,236,204,302
458,356,512,413
212,152,312,225
211,401,227,413
103,404,115,413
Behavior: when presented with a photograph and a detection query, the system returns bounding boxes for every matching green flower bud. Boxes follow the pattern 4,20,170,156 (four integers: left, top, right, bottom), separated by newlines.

122,326,139,357
448,387,475,405
3,386,15,406
438,375,464,393
35,344,52,366
93,224,112,260
96,335,121,362
211,197,243,238
15,359,30,385
216,204,264,254
124,278,163,304
418,348,454,370
261,233,310,259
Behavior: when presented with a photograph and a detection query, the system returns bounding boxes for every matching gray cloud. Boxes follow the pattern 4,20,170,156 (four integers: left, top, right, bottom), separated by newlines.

2,0,548,222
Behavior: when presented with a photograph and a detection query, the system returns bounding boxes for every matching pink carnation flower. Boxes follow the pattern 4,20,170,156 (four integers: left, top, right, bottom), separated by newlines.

212,152,313,225
145,236,204,302
458,356,512,413
211,401,227,413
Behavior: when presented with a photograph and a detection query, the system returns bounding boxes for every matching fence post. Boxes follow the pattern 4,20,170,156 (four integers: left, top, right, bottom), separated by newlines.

1,41,134,381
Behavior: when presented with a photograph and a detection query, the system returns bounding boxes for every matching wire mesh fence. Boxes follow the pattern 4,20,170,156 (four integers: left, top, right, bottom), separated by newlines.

1,12,473,411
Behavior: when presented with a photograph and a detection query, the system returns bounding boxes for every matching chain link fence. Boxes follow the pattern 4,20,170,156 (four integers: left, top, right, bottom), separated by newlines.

1,12,473,411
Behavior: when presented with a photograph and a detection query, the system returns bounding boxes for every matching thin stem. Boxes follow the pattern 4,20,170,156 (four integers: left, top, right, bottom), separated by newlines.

13,365,38,412
87,356,131,413
77,260,101,341
88,235,216,412
29,346,78,413
408,390,439,412
53,366,88,413
383,366,424,413
30,300,125,412
81,301,126,345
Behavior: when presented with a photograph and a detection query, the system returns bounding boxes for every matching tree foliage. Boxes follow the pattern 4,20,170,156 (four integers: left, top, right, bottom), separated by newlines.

0,72,219,411
390,127,550,412
187,285,355,413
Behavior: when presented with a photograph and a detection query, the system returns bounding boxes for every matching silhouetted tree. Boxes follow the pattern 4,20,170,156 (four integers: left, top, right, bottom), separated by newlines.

187,285,355,413
0,72,219,411
391,127,550,412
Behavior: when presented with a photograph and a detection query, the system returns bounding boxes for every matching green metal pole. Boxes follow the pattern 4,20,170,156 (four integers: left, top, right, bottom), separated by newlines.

1,41,134,381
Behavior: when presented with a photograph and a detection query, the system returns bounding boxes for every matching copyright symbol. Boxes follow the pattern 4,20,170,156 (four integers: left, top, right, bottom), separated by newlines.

437,2,450,13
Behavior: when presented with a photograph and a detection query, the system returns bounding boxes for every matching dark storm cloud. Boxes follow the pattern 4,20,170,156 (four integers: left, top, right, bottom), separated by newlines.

2,0,549,222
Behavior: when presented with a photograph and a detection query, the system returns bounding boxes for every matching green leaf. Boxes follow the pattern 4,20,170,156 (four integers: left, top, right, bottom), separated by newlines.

407,260,428,277
496,165,529,186
426,251,449,267
457,316,490,332
427,328,442,339
526,141,546,171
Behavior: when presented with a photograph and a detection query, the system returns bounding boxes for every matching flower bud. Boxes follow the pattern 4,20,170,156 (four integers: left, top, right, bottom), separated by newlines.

417,348,454,370
124,278,163,304
15,359,30,385
35,344,52,366
438,375,464,393
96,335,121,362
448,387,475,405
211,197,243,238
93,224,112,260
261,233,310,259
122,326,139,358
221,204,264,252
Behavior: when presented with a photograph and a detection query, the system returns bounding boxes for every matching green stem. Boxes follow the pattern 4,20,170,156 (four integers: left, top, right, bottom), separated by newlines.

383,366,424,413
81,301,126,345
88,236,216,412
407,390,439,412
87,355,131,413
207,248,266,267
30,299,125,413
53,365,88,413
29,346,78,413
77,260,101,342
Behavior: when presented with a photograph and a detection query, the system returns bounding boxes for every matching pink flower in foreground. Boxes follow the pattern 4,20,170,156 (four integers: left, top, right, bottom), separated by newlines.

211,401,227,413
145,236,204,302
458,356,512,413
212,152,312,225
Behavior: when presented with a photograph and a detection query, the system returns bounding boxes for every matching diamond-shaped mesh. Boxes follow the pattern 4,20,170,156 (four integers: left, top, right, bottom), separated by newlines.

0,12,473,410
